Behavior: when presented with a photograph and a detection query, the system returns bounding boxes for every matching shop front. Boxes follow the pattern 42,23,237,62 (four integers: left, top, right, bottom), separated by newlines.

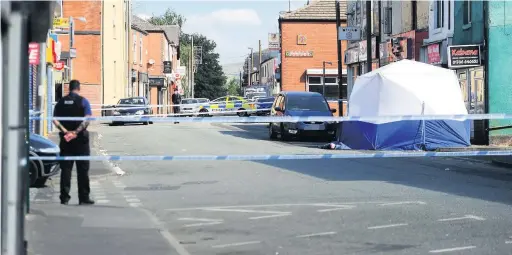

138,72,149,99
148,75,166,115
448,44,487,144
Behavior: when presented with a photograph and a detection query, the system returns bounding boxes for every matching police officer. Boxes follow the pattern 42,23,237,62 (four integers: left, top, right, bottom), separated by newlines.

172,89,181,124
52,80,95,205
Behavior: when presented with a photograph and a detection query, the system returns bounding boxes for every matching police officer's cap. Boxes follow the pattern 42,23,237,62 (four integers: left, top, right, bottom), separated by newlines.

69,80,80,91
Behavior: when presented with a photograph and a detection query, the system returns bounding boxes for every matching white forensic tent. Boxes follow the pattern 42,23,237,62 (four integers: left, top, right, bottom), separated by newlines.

338,59,471,150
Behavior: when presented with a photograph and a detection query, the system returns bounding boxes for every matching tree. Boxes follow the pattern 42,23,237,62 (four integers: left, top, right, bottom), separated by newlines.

147,8,186,27
148,9,227,99
226,77,240,96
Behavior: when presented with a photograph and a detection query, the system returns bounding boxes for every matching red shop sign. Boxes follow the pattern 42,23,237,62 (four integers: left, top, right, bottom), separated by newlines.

427,43,441,64
28,43,40,65
54,61,65,71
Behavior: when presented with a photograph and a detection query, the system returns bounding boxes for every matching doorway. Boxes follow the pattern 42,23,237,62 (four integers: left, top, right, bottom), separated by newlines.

457,66,486,144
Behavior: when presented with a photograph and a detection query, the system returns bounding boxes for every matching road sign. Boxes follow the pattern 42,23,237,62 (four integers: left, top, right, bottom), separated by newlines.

54,61,65,71
53,17,69,28
338,27,361,41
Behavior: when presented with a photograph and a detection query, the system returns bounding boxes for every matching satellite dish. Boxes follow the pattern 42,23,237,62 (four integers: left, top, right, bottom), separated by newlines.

148,59,155,64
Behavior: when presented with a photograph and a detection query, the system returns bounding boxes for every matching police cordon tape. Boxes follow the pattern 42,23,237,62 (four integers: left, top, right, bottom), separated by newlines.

29,150,512,161
31,113,512,123
94,102,271,112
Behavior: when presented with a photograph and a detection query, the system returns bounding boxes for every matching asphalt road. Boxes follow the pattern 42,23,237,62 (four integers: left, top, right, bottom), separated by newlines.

66,122,512,255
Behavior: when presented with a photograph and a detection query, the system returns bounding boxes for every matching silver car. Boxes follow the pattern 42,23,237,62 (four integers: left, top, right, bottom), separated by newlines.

179,98,210,116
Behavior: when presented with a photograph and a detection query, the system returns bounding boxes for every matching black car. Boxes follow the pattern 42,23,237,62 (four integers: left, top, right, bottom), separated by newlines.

269,92,337,141
29,134,60,187
110,97,154,126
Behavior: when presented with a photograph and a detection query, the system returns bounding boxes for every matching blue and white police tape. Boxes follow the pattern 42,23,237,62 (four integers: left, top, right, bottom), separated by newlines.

30,113,512,123
29,150,512,161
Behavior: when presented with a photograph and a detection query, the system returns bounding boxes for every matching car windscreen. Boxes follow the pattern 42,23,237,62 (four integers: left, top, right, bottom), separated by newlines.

181,99,197,104
286,96,329,111
257,98,275,103
118,98,144,105
197,99,208,103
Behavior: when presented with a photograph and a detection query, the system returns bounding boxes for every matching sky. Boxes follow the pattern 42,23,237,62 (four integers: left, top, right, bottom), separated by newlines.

133,0,308,66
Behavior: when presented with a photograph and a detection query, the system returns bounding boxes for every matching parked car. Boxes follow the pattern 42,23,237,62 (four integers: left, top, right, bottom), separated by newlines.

255,97,275,116
198,96,255,117
110,97,153,126
268,92,337,141
28,134,60,187
179,98,199,116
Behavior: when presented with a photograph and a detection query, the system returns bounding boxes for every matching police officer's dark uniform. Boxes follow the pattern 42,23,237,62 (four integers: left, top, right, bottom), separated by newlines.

172,90,181,124
53,80,95,205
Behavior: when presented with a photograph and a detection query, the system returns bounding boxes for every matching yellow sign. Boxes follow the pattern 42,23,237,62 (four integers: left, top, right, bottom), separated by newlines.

53,18,69,28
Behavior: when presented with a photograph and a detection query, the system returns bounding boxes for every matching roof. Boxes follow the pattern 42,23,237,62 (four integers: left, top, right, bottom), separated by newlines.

280,91,323,97
131,15,180,46
279,0,346,21
159,25,180,46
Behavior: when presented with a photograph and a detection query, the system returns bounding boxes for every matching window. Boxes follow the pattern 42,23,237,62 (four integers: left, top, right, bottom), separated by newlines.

435,0,444,29
286,96,330,112
307,75,347,100
139,37,143,64
463,0,471,25
133,33,137,62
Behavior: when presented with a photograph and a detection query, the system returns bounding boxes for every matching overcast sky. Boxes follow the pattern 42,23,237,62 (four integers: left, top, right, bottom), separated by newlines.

133,0,308,65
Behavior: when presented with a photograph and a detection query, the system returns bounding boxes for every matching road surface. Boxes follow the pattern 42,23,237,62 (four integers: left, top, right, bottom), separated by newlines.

28,122,512,255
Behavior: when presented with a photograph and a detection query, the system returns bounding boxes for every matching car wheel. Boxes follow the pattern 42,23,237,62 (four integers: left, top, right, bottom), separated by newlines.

149,121,154,124
29,161,39,187
269,124,277,140
237,108,246,117
143,122,149,125
280,124,291,141
33,177,48,188
199,109,209,117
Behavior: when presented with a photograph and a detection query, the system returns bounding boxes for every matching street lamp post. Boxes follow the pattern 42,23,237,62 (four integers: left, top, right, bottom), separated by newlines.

323,61,332,97
248,47,253,86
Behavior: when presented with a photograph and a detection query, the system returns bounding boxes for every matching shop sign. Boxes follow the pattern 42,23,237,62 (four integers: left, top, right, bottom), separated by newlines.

163,61,172,74
285,51,313,57
358,37,376,62
387,37,413,63
54,61,65,71
53,17,69,29
149,77,165,87
345,48,359,65
28,43,40,65
297,34,307,45
268,33,280,50
427,43,441,64
448,45,481,68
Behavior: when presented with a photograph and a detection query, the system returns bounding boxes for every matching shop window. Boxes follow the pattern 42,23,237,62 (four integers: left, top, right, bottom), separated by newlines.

435,0,444,29
463,0,471,25
307,75,347,100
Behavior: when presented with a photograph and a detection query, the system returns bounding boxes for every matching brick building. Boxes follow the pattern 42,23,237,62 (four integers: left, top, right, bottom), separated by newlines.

278,0,348,115
130,16,180,115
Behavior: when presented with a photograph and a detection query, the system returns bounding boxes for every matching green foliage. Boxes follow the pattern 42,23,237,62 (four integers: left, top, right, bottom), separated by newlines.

226,78,240,96
147,8,227,100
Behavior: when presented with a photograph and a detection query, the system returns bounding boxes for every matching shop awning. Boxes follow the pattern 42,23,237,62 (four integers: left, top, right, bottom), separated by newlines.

306,68,347,75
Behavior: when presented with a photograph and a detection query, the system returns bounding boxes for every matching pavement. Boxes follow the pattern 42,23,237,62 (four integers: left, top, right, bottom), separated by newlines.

26,122,512,255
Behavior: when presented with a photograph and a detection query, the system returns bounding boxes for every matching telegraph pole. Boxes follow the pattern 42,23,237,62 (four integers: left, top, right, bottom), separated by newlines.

248,47,253,86
258,40,262,83
191,36,194,98
365,0,372,73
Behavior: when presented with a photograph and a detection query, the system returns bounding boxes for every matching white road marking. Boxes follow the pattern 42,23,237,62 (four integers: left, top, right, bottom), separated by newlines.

212,241,261,249
437,215,486,222
126,198,141,203
249,213,291,220
129,203,142,207
178,217,223,222
94,195,107,199
429,246,476,253
506,241,512,244
379,201,427,206
296,232,337,238
138,207,191,255
123,194,137,198
165,201,425,211
367,223,408,229
184,222,223,228
317,206,355,212
202,208,290,214
96,200,110,204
